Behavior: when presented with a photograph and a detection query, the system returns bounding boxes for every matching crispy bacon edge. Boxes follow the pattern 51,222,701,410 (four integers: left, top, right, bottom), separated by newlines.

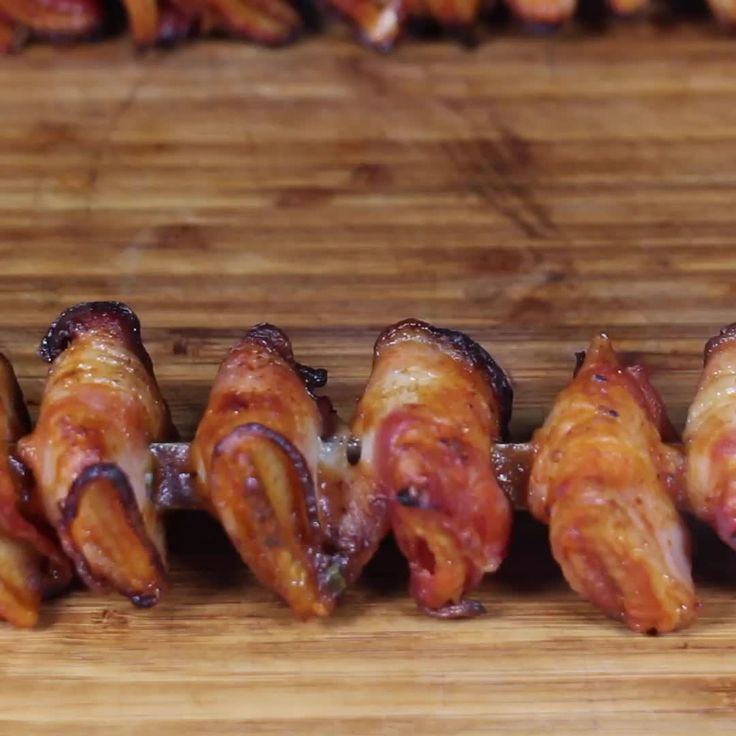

0,354,72,627
190,323,356,619
528,335,697,634
350,319,514,618
19,301,173,607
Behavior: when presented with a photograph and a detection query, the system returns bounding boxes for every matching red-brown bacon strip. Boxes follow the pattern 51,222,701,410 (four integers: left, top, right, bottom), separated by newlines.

190,324,350,619
17,302,176,608
528,335,696,634
684,324,736,550
0,354,71,627
350,319,513,618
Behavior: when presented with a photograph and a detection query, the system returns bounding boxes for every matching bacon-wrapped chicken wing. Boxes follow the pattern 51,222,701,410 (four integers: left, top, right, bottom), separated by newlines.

328,0,663,49
528,335,696,634
0,354,71,627
350,319,513,618
121,0,302,47
17,302,175,608
0,0,103,51
684,324,736,550
191,324,353,619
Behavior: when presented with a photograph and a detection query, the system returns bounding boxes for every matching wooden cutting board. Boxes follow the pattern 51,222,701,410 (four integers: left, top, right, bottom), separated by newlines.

1,22,736,734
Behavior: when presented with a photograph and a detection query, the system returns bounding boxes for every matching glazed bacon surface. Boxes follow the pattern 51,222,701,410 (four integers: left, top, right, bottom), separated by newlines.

190,324,350,619
0,354,71,627
350,319,513,617
528,335,696,634
17,302,175,607
684,324,736,550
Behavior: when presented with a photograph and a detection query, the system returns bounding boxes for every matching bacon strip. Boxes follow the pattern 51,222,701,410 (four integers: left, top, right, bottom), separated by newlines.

17,302,175,607
351,319,513,617
684,324,736,550
0,354,71,627
0,0,103,39
123,0,301,46
505,0,576,26
191,324,349,618
706,0,736,26
0,12,26,53
528,335,697,634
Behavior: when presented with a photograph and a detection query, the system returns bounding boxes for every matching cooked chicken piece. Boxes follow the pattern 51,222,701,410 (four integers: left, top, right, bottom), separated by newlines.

18,302,176,607
685,324,736,550
351,319,513,617
191,324,352,618
529,335,696,634
0,354,71,627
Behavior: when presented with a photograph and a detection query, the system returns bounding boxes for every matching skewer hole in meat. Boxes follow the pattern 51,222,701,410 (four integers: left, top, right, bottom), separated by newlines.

528,335,697,634
350,319,514,618
17,302,176,608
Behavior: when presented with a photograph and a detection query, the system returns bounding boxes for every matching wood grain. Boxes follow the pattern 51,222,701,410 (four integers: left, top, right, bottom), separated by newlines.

1,23,736,734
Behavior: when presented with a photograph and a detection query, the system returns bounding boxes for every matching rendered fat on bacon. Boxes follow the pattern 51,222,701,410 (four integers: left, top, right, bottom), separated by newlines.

0,354,71,627
684,324,736,550
190,324,354,619
528,335,696,634
17,302,176,607
351,319,513,618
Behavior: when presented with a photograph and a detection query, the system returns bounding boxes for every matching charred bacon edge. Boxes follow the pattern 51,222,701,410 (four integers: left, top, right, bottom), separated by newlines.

704,323,736,363
212,421,346,598
39,301,154,373
61,461,166,607
374,318,514,440
246,323,328,393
